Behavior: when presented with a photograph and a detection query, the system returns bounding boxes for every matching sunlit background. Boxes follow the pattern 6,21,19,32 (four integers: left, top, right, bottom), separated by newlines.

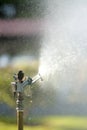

0,0,87,130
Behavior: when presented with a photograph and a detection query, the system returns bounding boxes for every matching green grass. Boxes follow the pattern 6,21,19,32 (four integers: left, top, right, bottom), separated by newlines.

0,116,87,130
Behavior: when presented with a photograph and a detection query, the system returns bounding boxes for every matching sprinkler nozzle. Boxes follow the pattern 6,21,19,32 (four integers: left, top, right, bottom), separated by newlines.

32,73,43,84
38,73,43,81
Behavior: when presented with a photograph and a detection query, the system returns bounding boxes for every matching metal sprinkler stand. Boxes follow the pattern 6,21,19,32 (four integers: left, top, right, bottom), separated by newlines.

11,70,42,130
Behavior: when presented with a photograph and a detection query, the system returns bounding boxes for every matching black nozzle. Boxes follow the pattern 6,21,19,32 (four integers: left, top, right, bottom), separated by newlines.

18,70,24,81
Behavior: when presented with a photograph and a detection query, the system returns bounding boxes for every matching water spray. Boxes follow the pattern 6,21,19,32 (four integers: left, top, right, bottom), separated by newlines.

11,70,43,130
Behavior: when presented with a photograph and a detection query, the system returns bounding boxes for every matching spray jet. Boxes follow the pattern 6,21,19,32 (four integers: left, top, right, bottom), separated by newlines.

11,70,43,97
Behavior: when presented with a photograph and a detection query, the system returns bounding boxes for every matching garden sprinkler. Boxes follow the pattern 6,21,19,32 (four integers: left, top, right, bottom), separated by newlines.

11,70,43,130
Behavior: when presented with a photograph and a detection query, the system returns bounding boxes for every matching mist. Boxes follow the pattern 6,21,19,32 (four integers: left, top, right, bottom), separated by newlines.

39,0,87,102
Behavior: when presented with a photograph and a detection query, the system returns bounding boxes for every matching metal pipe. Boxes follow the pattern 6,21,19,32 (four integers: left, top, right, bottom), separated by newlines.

17,110,23,130
16,92,24,130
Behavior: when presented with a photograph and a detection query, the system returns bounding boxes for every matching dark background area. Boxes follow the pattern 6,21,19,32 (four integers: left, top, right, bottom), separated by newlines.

0,0,45,56
0,0,45,18
0,36,41,56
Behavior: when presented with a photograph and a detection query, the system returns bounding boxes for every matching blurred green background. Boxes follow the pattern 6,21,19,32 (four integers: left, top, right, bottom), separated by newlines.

0,0,87,130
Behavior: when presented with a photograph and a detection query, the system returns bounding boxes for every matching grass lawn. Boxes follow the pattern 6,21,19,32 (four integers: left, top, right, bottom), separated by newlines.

0,116,87,130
